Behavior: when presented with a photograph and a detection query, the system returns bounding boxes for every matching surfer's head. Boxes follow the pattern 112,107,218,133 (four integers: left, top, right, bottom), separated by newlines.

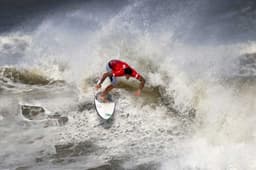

124,67,132,79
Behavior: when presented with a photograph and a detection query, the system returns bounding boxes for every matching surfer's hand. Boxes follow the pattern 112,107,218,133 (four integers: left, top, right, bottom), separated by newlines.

135,89,141,96
96,84,101,89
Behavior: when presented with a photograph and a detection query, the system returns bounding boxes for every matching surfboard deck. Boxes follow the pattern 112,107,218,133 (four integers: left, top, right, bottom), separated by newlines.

94,92,116,120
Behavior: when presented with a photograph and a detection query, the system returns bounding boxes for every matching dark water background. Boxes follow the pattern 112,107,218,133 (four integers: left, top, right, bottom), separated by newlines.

1,0,256,43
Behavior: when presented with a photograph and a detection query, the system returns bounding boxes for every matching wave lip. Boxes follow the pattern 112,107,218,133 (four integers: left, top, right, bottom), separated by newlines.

0,66,65,86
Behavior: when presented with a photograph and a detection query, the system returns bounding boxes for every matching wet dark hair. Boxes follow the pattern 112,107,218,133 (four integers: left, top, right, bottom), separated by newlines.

124,67,132,75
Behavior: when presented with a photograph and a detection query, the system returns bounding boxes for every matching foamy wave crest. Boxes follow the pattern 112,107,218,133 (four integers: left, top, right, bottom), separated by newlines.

0,66,65,86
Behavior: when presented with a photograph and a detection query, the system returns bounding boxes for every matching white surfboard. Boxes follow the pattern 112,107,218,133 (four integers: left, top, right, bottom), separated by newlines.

94,92,116,120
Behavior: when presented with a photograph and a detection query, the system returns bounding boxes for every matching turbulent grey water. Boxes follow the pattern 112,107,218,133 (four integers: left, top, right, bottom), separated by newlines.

0,0,256,169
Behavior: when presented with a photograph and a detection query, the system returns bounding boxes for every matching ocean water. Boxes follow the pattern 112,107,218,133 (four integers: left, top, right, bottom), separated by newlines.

0,0,256,169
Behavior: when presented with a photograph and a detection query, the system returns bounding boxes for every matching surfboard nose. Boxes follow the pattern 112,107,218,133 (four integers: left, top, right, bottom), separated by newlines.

95,92,116,120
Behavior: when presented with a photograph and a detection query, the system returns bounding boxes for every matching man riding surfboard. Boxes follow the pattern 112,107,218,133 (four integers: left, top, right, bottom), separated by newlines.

96,59,145,101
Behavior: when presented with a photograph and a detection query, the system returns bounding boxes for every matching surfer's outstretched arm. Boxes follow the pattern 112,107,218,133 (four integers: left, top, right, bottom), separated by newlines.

135,76,145,96
96,72,112,89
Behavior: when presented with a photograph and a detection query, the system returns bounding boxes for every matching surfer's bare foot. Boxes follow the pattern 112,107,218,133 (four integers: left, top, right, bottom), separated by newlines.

99,94,108,102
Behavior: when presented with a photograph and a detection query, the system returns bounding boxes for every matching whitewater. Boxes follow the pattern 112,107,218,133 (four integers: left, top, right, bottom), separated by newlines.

0,0,256,169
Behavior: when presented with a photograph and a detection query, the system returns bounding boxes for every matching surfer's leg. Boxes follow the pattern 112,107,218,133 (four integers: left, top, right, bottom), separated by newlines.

101,84,114,97
106,74,117,95
100,65,117,101
100,84,114,101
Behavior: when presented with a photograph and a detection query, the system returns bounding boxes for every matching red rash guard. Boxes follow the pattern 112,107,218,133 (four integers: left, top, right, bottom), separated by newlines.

108,60,141,80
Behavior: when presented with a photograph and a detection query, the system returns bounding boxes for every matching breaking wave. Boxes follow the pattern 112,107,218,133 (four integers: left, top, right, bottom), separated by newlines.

0,0,256,169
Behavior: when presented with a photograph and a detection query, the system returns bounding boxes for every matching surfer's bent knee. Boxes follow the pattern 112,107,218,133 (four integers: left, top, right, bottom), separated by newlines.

106,62,117,86
111,77,117,86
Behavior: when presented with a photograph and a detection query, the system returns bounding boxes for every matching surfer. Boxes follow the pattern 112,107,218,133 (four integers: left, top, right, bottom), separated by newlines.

96,59,145,101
